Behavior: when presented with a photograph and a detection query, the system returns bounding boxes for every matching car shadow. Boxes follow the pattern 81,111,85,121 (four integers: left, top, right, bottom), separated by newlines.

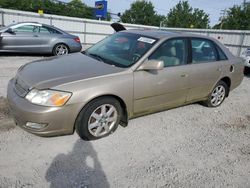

244,67,250,78
45,139,110,188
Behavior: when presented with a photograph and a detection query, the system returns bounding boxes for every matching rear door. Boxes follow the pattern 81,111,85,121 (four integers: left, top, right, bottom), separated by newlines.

37,26,63,52
186,38,223,102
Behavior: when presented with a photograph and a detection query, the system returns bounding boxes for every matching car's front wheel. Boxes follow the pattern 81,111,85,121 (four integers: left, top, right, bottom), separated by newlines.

53,43,69,56
75,97,122,140
204,80,228,107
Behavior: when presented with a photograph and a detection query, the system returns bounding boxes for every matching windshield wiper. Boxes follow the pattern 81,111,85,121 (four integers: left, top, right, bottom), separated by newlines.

87,53,105,62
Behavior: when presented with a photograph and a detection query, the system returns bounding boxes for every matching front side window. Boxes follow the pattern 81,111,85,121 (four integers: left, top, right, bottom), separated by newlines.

191,38,217,63
149,38,187,67
85,32,157,68
14,25,39,33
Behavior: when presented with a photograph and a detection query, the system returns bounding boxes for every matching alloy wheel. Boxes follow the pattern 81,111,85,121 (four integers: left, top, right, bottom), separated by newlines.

88,104,118,137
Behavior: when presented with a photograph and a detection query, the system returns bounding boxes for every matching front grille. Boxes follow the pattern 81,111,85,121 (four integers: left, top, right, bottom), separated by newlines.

14,78,29,97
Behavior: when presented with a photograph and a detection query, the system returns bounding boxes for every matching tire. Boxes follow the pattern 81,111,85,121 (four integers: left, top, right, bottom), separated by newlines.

52,43,69,56
75,97,122,140
204,80,229,107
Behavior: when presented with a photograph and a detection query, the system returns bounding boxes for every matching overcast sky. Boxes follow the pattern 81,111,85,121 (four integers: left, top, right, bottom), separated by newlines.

62,0,244,26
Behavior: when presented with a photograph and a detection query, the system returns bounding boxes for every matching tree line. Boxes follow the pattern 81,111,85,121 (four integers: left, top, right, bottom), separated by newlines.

0,0,249,30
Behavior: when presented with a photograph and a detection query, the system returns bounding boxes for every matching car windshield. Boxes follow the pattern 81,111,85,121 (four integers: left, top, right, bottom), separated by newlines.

84,32,157,68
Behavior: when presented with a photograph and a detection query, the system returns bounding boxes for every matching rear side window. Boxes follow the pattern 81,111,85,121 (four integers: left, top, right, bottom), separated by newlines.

39,26,61,34
216,45,228,60
191,38,217,63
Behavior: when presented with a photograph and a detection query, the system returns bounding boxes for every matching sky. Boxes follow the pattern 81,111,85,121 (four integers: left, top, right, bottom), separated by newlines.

63,0,244,26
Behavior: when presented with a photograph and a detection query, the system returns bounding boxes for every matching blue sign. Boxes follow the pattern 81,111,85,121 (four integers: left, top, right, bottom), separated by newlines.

95,1,108,19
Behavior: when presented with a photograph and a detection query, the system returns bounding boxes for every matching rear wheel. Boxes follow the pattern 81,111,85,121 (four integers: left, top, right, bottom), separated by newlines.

75,97,122,140
53,43,69,56
204,80,228,107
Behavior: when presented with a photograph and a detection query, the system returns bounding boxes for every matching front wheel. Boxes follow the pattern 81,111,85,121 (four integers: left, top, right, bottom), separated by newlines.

204,81,228,107
75,97,122,140
53,44,69,56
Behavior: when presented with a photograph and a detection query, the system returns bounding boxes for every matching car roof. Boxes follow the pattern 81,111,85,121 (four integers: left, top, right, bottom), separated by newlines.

7,22,68,34
122,29,211,40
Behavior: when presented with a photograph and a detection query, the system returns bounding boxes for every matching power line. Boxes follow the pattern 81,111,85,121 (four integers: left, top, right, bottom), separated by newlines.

219,9,227,30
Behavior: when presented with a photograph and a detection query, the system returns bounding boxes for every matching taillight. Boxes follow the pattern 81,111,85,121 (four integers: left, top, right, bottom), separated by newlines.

74,37,80,43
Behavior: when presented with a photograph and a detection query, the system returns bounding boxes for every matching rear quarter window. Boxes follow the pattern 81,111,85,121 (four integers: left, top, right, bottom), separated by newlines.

215,44,228,61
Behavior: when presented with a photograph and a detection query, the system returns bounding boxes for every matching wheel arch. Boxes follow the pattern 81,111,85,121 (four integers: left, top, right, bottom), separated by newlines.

74,94,129,132
220,76,231,97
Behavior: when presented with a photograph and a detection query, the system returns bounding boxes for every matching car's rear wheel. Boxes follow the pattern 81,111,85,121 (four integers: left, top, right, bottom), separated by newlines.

204,80,228,107
75,97,122,140
53,43,69,56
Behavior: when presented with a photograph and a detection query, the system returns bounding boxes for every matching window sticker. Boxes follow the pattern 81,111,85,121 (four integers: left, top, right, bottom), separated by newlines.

137,37,156,44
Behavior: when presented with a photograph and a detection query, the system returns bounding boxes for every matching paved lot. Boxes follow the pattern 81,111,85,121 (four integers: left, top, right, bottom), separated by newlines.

0,56,250,187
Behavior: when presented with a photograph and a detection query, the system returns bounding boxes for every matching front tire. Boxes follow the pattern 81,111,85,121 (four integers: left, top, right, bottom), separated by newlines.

75,97,122,140
204,80,229,107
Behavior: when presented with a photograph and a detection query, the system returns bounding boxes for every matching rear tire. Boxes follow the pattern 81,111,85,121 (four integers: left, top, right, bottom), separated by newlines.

53,43,69,56
75,97,122,140
204,80,229,107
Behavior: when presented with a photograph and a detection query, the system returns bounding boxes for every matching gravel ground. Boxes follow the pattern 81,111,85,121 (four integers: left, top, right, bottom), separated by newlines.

0,56,250,188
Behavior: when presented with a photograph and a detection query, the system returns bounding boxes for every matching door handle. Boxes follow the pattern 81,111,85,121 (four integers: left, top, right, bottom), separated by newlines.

33,35,38,37
181,74,188,78
230,65,234,73
217,68,222,72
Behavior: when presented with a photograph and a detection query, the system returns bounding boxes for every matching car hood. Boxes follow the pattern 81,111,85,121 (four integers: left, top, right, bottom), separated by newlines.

16,52,125,90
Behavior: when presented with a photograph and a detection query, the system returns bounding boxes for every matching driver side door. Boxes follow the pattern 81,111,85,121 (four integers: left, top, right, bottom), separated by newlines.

0,25,41,52
133,38,190,115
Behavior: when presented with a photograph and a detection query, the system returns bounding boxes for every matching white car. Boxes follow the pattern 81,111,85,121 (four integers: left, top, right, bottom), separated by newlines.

242,48,250,68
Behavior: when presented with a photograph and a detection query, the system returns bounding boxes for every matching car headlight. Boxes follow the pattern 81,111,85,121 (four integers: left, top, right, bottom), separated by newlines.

25,89,72,107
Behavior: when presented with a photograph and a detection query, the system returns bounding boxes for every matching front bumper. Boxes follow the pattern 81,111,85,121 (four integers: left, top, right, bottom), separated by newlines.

7,79,81,137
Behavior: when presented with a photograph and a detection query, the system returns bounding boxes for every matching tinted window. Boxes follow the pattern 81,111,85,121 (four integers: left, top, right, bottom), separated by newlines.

40,26,61,34
191,39,217,63
14,25,39,33
149,38,187,67
216,45,228,60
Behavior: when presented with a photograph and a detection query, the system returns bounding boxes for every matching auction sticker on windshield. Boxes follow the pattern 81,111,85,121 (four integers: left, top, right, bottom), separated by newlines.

138,37,156,44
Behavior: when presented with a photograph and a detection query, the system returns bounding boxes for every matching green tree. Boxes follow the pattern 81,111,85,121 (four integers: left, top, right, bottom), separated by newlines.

216,4,250,30
121,0,164,26
0,0,93,19
166,1,209,28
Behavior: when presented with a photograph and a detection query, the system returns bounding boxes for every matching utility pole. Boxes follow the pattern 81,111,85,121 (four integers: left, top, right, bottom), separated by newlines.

220,9,227,30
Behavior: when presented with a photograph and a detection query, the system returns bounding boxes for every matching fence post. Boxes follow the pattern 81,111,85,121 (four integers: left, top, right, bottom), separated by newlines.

84,21,87,45
0,10,4,26
50,16,53,25
238,33,246,57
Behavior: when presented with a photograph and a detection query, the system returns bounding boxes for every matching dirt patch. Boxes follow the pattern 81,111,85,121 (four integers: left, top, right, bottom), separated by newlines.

222,116,250,130
0,97,11,120
241,145,250,155
0,97,15,131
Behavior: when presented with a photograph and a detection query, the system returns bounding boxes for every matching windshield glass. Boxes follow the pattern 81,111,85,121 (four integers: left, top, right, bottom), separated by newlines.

85,32,157,68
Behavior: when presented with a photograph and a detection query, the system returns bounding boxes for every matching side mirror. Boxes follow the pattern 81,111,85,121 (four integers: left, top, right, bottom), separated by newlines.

138,59,164,71
6,28,15,34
